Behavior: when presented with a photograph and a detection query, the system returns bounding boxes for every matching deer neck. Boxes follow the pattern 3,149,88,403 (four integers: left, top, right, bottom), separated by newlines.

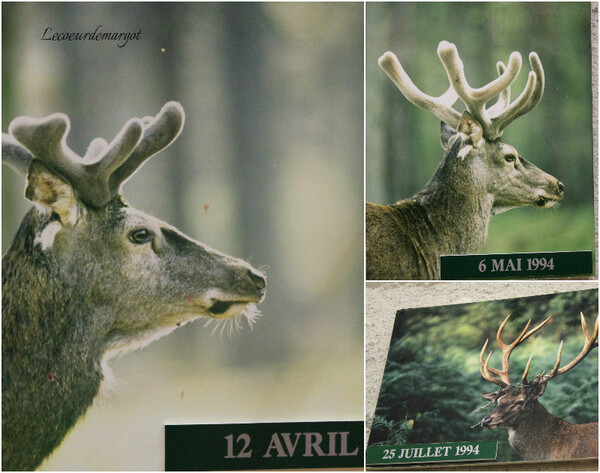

505,400,568,461
2,211,105,469
412,155,493,254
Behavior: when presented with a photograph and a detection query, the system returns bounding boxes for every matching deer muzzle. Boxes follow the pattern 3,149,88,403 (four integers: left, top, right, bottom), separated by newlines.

196,266,266,319
534,179,563,208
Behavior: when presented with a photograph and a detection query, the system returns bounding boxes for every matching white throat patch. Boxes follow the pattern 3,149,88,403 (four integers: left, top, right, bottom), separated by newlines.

34,220,62,250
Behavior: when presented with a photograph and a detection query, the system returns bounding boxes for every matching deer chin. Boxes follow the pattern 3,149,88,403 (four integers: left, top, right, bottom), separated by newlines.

492,193,560,215
207,300,253,319
491,205,520,216
191,288,264,319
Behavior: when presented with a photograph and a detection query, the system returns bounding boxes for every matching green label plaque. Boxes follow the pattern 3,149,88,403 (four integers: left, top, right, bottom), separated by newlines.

441,251,593,279
367,440,497,466
165,420,363,471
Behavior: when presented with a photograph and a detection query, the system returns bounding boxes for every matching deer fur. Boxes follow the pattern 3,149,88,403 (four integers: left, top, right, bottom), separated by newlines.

366,114,563,279
2,103,266,470
479,384,598,460
475,313,599,461
366,42,563,280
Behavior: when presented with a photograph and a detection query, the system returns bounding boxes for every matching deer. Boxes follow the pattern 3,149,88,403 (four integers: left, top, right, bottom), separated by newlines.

2,101,267,471
366,41,564,280
472,313,598,461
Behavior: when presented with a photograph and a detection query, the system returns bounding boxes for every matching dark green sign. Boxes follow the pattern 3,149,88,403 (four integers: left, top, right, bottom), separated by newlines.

441,251,593,279
165,420,363,471
367,440,497,465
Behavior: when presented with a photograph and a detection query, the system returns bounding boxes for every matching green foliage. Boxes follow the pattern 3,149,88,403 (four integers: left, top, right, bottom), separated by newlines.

482,205,595,253
366,3,594,253
370,414,413,446
373,337,476,445
369,290,598,463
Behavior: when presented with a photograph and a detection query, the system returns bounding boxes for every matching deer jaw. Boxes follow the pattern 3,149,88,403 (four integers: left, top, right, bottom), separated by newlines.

477,384,546,431
54,199,264,332
475,314,599,461
446,114,563,216
416,120,563,254
476,385,598,461
480,141,564,215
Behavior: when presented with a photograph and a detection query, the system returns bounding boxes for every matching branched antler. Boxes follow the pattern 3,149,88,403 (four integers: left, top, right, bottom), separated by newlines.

2,101,185,207
481,313,598,388
536,313,599,384
479,314,551,387
379,41,545,140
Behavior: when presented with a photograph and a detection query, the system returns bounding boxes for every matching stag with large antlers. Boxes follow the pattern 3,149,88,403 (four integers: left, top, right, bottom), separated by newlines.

2,102,267,470
366,41,563,280
473,313,598,461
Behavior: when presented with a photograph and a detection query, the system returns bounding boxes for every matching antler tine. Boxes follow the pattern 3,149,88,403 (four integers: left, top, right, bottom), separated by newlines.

540,313,599,384
479,338,508,387
7,112,143,207
4,102,185,208
517,315,552,344
480,314,551,387
380,42,544,140
378,51,461,128
492,52,544,133
487,61,511,116
521,353,535,384
2,133,34,175
109,101,185,193
438,41,522,102
437,41,523,140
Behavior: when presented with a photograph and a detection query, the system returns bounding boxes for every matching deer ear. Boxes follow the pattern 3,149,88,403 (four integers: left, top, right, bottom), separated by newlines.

440,122,458,150
481,390,499,401
457,111,484,147
531,381,547,398
25,160,80,225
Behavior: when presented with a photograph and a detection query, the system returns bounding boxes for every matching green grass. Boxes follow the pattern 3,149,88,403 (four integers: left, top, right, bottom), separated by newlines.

480,205,595,254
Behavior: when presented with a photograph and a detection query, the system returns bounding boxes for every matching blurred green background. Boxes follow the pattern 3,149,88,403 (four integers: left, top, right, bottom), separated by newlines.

366,3,595,255
368,289,598,463
2,3,363,469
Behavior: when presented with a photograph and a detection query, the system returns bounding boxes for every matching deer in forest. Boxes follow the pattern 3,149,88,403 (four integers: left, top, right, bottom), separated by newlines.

366,41,564,280
473,313,598,461
2,102,267,471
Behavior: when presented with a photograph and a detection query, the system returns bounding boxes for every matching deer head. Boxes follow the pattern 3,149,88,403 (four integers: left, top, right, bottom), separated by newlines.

379,41,563,214
2,102,266,334
474,313,598,432
2,102,267,470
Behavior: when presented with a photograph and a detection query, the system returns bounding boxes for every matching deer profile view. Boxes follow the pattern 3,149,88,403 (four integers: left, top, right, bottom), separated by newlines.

2,102,267,471
473,313,598,461
366,41,563,280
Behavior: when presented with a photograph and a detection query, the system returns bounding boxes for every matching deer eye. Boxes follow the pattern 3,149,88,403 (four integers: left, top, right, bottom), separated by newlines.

129,228,152,244
505,154,516,163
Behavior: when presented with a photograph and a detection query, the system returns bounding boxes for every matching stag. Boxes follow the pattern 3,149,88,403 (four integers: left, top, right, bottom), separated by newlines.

473,313,598,461
366,41,564,280
2,102,267,470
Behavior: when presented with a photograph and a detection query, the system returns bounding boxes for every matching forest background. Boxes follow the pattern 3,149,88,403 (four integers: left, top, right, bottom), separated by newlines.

2,3,363,469
368,289,599,464
366,2,595,255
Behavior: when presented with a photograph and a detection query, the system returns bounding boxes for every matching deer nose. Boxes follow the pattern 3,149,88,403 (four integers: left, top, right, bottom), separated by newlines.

247,269,266,296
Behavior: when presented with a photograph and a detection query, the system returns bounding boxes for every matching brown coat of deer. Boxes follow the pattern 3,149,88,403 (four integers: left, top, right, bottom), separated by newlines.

473,313,598,461
366,41,563,280
2,102,267,470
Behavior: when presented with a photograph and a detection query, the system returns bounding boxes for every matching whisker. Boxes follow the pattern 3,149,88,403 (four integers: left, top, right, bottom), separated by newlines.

202,304,263,337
